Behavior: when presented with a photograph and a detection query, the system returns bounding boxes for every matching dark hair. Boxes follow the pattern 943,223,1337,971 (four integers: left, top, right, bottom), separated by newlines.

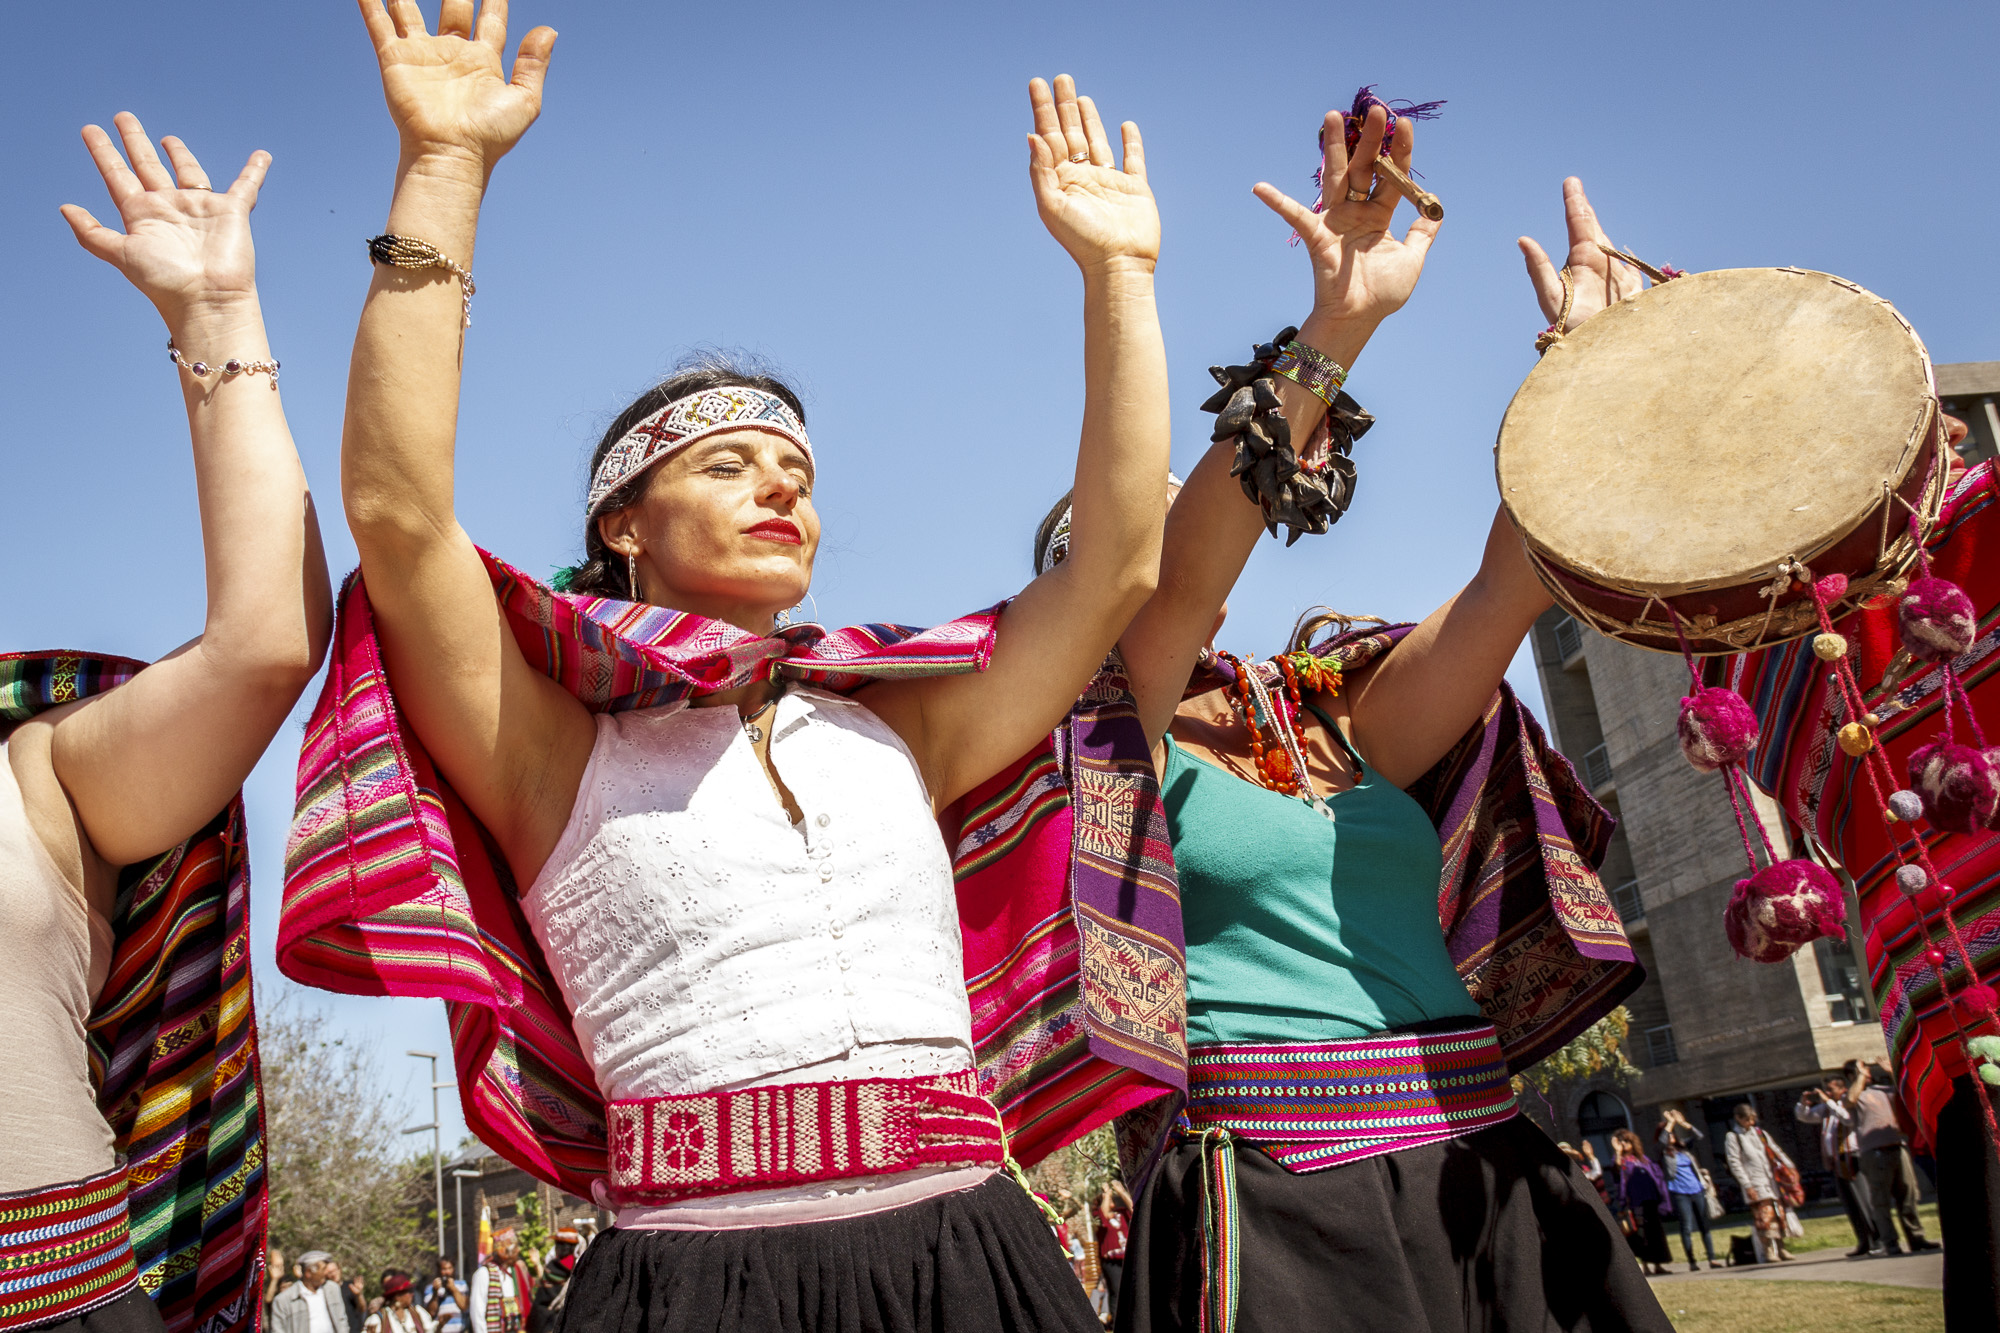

566,350,808,599
1031,489,1074,577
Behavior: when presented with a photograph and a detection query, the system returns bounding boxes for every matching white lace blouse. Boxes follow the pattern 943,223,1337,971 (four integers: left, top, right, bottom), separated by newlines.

521,689,975,1111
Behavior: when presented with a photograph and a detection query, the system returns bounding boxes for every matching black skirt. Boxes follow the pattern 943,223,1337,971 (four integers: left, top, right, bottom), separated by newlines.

1118,1115,1673,1333
554,1173,1099,1333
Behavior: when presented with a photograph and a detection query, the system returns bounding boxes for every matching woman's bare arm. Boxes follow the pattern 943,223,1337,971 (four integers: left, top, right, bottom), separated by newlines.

864,78,1170,810
1119,104,1439,747
46,115,330,867
341,0,592,887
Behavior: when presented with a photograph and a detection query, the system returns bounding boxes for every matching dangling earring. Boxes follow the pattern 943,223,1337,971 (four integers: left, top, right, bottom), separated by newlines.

626,552,643,603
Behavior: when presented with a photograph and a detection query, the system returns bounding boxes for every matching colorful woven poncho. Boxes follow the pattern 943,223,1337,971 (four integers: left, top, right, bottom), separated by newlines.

1732,461,2000,1144
278,550,1189,1190
0,652,266,1333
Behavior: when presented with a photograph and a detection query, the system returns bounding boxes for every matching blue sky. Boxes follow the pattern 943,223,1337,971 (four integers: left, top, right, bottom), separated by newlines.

6,1,1996,1154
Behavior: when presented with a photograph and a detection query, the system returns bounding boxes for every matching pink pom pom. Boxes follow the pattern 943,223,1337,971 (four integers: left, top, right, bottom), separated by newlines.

1899,577,1977,662
1957,983,1999,1018
1678,687,1759,772
1815,573,1849,601
1724,859,1847,962
1909,740,2000,833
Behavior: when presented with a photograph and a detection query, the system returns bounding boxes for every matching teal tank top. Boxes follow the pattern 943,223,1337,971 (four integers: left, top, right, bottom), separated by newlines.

1162,715,1481,1046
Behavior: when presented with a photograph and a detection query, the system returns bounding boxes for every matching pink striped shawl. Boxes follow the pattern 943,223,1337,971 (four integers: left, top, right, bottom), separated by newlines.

279,550,1000,1194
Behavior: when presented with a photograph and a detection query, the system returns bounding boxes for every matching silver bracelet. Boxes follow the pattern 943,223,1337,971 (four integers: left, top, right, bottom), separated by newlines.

168,337,280,388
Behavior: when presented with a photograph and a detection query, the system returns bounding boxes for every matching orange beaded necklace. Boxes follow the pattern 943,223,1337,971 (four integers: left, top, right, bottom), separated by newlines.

1213,650,1324,798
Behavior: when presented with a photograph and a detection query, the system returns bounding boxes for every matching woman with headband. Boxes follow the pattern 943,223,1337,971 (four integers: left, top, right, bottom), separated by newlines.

5,115,328,1330
282,3,1164,1330
1092,112,1673,1329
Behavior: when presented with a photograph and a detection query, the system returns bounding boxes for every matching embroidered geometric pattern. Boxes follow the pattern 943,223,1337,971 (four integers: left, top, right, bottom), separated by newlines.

1181,1024,1519,1172
587,387,810,515
602,1071,1004,1206
0,1165,139,1331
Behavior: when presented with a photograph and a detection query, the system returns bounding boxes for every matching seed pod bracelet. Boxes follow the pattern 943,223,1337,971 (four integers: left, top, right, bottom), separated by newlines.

367,234,476,328
167,338,279,388
1201,325,1373,545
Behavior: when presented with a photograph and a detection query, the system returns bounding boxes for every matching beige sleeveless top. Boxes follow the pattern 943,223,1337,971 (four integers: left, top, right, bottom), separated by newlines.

0,743,117,1191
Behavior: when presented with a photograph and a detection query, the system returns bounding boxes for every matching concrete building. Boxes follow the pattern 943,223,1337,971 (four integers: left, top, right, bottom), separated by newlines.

1519,362,1993,1199
434,1147,611,1276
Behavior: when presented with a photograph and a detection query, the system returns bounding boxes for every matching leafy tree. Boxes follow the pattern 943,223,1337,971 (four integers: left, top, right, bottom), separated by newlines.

1517,1005,1642,1095
259,986,435,1298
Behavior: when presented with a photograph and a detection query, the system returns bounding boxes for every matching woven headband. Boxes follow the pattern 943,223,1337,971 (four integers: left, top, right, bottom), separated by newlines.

1039,473,1183,575
587,386,811,516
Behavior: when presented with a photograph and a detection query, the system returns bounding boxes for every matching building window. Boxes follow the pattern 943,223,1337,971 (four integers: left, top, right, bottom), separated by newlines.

1812,934,1871,1024
1645,1024,1679,1066
1582,743,1615,793
1611,879,1645,922
1554,615,1584,663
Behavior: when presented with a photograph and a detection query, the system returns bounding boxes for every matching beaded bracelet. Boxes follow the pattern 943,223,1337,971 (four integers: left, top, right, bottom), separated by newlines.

1201,325,1373,545
367,234,476,328
1269,338,1348,409
168,338,279,388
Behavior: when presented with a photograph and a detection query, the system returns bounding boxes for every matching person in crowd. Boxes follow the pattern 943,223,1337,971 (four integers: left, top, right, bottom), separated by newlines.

1613,1130,1674,1276
1659,1130,1719,1270
423,1258,467,1333
1563,1140,1612,1208
271,1252,353,1333
468,1229,532,1333
1723,1105,1797,1262
526,1229,583,1333
1096,1181,1132,1319
5,111,328,1333
323,1261,367,1333
266,1248,290,1312
1798,1077,1878,1256
365,1273,436,1333
290,4,1168,1330
1844,1058,1941,1255
1656,1107,1704,1153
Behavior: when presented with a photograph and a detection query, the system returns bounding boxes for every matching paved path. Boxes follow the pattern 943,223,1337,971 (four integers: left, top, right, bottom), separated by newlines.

1646,1245,1943,1291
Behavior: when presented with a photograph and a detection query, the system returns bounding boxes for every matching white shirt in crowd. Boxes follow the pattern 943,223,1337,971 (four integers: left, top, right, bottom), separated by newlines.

304,1283,338,1333
466,1266,517,1333
366,1307,436,1333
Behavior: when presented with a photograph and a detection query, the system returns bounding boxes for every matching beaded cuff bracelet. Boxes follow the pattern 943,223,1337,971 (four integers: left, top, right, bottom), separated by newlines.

1201,325,1373,545
367,234,476,328
1270,339,1348,409
168,338,279,388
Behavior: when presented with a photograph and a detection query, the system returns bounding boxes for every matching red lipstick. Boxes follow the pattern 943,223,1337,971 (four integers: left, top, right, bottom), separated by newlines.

745,518,803,546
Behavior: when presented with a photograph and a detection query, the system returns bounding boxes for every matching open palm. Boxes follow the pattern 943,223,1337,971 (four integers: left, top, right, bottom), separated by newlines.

1519,178,1646,333
1255,106,1439,326
60,114,265,319
359,0,557,165
1027,77,1159,271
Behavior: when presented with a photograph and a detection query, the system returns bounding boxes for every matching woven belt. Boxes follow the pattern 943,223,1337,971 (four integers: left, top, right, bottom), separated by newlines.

1182,1024,1519,1333
0,1165,140,1331
604,1070,1006,1207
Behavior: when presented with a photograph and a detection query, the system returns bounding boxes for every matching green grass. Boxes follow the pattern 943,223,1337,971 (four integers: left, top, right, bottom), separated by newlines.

1649,1280,1942,1332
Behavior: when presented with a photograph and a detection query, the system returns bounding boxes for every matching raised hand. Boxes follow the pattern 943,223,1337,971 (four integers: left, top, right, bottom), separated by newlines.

1027,76,1159,274
60,114,266,324
1519,178,1645,334
1254,104,1440,329
358,0,557,169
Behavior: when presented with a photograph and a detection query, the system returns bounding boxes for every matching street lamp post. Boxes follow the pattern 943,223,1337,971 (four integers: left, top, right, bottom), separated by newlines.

403,1050,450,1265
451,1167,481,1275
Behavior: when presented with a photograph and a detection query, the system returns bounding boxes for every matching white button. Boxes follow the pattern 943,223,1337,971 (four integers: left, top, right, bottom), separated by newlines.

819,864,835,882
830,920,846,938
837,952,852,970
816,813,831,828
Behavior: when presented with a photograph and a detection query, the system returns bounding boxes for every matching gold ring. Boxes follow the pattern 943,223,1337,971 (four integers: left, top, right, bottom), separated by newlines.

1068,151,1089,163
184,183,213,191
1344,186,1373,203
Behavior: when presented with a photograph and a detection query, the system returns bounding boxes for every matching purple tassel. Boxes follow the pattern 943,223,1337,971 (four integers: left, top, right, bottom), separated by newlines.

1295,86,1446,244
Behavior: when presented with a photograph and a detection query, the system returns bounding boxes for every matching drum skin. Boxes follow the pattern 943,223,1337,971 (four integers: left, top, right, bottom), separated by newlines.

1496,267,1944,654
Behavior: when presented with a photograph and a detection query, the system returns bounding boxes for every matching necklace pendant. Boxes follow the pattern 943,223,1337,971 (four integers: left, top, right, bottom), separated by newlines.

743,722,764,743
1311,795,1335,821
